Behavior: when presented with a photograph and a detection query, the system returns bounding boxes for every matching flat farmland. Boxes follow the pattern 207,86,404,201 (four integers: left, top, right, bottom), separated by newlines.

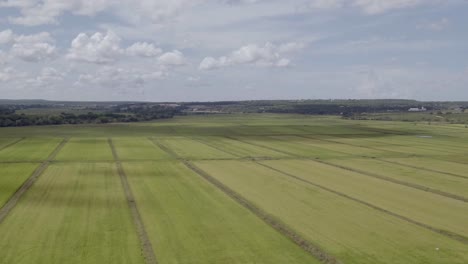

0,138,61,161
260,159,468,238
123,161,318,264
0,163,144,264
0,163,39,206
54,138,114,161
384,157,468,177
1,114,468,264
193,136,289,158
0,138,21,149
194,160,468,264
112,137,171,160
232,135,348,159
326,158,468,198
157,137,236,160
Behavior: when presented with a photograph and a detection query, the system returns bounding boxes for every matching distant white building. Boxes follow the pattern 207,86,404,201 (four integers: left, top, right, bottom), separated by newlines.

408,107,427,112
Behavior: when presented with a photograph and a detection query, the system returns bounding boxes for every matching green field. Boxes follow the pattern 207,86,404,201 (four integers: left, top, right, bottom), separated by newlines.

0,163,144,264
0,138,61,161
112,137,171,160
123,161,318,264
0,163,39,206
194,160,468,264
1,114,468,263
54,138,113,161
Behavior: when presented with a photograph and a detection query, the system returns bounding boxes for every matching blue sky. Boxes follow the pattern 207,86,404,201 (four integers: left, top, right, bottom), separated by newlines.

0,0,467,101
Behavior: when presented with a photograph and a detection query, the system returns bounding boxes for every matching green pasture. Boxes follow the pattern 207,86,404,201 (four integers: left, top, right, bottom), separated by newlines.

260,159,468,238
195,160,468,264
123,161,318,264
385,157,468,177
54,138,113,161
112,137,171,160
0,163,39,207
0,138,61,161
158,137,236,160
0,163,144,264
1,114,468,264
327,158,468,198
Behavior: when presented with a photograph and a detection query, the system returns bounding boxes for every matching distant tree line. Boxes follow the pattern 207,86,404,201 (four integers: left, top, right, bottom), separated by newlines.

0,104,181,127
265,104,429,115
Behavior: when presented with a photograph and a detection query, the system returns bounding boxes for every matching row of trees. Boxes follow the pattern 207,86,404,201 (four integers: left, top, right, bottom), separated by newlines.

0,104,181,127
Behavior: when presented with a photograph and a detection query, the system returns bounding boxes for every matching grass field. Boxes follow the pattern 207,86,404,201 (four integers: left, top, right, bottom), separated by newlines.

123,161,318,264
112,137,171,160
54,138,114,161
0,163,39,207
0,138,62,161
194,160,468,264
326,158,468,198
0,163,144,264
1,114,468,263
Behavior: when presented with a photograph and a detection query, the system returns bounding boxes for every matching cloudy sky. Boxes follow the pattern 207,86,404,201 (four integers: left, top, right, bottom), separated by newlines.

0,0,467,101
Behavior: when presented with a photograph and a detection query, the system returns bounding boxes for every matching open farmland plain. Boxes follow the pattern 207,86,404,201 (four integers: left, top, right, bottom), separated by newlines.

1,114,468,263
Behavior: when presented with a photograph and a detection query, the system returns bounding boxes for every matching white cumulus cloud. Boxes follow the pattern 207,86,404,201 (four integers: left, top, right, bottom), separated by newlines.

11,42,57,62
68,31,172,64
126,42,162,57
157,50,186,66
199,42,304,70
0,30,58,62
67,31,123,64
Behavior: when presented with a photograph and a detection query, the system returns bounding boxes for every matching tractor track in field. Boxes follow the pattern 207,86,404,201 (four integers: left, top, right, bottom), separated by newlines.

256,162,468,245
297,133,468,172
292,135,468,202
295,134,408,156
0,138,69,225
108,138,157,264
377,159,468,180
187,136,242,157
0,137,26,151
204,136,468,202
313,159,468,203
150,138,342,264
223,136,468,244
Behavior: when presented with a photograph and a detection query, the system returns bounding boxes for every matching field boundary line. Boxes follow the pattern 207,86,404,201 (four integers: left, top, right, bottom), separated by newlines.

0,137,69,225
377,159,468,180
313,159,468,203
358,137,458,155
0,137,25,151
108,138,157,264
228,135,468,201
256,162,468,245
296,134,468,179
149,138,342,264
225,136,468,244
187,136,243,157
225,136,299,157
296,134,408,156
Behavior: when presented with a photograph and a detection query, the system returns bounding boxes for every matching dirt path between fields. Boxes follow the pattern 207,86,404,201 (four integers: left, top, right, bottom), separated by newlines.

314,159,468,203
0,138,69,224
108,138,157,264
230,135,468,202
377,159,468,180
297,134,468,178
224,136,468,244
150,138,341,264
256,162,468,245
